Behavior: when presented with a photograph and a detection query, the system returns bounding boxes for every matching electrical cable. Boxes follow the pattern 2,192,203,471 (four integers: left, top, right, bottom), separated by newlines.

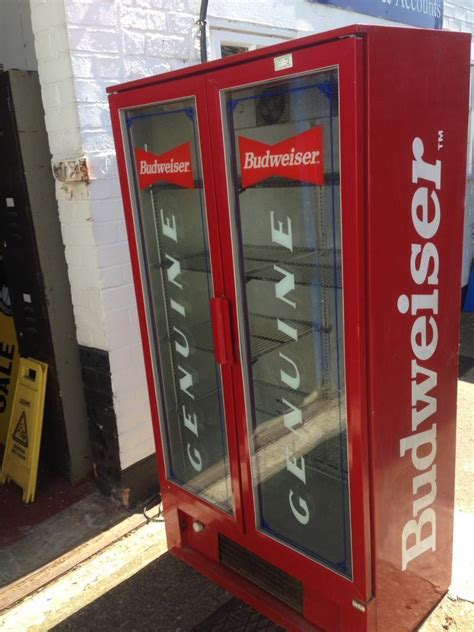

142,491,164,522
197,0,209,63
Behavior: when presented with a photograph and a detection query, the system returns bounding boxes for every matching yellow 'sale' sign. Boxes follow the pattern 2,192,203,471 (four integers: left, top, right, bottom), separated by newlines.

0,282,20,445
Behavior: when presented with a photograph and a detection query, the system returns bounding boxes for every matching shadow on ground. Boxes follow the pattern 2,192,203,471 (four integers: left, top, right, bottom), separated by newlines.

0,491,134,588
52,552,231,632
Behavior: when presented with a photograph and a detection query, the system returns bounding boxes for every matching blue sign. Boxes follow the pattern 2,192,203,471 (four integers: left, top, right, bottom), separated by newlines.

311,0,443,29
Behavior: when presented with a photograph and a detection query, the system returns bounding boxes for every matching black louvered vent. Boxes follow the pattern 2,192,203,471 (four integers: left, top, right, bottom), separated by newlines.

219,535,303,613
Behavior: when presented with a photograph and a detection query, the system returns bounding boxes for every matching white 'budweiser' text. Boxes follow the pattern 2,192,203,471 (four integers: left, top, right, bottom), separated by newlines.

398,136,441,571
140,159,190,175
243,148,320,170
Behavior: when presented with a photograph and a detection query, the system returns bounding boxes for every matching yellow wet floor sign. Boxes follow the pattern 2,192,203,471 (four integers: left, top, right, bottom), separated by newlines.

0,358,48,503
0,281,20,445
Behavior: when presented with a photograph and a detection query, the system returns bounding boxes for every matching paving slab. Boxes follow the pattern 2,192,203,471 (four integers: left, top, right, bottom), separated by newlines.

0,491,131,589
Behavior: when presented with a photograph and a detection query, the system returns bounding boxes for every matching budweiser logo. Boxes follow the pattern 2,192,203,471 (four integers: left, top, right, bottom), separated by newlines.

135,143,194,190
239,127,324,188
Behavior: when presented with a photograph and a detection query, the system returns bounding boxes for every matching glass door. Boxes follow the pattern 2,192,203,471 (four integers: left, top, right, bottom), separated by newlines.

121,96,234,514
221,68,352,576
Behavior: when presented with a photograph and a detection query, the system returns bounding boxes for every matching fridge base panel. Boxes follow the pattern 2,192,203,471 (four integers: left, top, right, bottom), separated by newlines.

167,506,373,632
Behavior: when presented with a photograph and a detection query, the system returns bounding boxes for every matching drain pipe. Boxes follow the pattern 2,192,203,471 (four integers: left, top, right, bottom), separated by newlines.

198,0,209,63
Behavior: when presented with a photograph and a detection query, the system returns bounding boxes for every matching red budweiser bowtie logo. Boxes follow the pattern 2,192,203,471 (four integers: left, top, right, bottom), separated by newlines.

239,127,324,188
135,143,194,190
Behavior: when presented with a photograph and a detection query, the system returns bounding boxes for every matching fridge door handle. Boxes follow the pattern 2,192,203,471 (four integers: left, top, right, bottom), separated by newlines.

210,296,234,366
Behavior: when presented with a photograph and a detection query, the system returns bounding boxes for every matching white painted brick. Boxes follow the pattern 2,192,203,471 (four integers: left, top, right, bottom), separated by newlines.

61,223,96,247
84,287,104,312
107,316,141,348
105,306,134,333
147,9,167,31
57,79,78,106
62,244,86,267
100,264,124,289
91,196,125,222
50,27,71,55
34,30,54,60
167,12,196,34
122,263,134,285
74,307,107,349
117,410,154,440
30,2,66,32
45,107,80,133
40,80,76,112
125,57,171,79
37,55,73,83
444,16,460,30
152,0,199,11
111,368,147,399
81,130,115,152
116,221,128,243
66,265,100,290
444,3,455,18
58,199,87,224
71,55,94,78
89,176,121,200
102,285,136,311
123,30,146,55
74,78,109,103
120,443,154,470
45,130,65,156
110,343,147,374
455,5,468,21
120,7,148,30
69,200,94,222
146,33,187,58
94,221,119,246
117,416,154,446
97,242,131,267
93,56,123,78
68,26,120,53
41,82,61,110
65,1,118,27
78,103,111,129
88,152,118,179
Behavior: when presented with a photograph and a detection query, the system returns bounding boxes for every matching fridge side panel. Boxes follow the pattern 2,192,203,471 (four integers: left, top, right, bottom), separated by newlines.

365,29,471,632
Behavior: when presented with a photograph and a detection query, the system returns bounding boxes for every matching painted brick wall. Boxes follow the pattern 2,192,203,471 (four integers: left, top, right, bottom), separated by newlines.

29,0,473,472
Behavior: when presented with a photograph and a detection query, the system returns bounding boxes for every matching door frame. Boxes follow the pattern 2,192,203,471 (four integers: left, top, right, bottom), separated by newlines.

109,76,245,537
204,36,372,604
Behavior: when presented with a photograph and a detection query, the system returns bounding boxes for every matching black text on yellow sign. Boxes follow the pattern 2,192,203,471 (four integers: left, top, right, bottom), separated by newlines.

0,358,48,503
0,286,20,445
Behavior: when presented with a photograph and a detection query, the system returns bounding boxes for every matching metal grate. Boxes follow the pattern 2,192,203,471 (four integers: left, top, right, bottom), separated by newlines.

192,598,285,631
219,535,303,614
243,245,342,289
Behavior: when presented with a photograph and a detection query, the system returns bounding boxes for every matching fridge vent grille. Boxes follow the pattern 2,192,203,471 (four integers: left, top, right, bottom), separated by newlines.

219,535,303,613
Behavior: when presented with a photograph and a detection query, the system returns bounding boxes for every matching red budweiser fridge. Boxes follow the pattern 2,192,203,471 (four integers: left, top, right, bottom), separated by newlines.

108,25,470,631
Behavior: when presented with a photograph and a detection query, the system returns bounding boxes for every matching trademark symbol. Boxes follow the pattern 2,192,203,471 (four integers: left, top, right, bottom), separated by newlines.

437,130,444,150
